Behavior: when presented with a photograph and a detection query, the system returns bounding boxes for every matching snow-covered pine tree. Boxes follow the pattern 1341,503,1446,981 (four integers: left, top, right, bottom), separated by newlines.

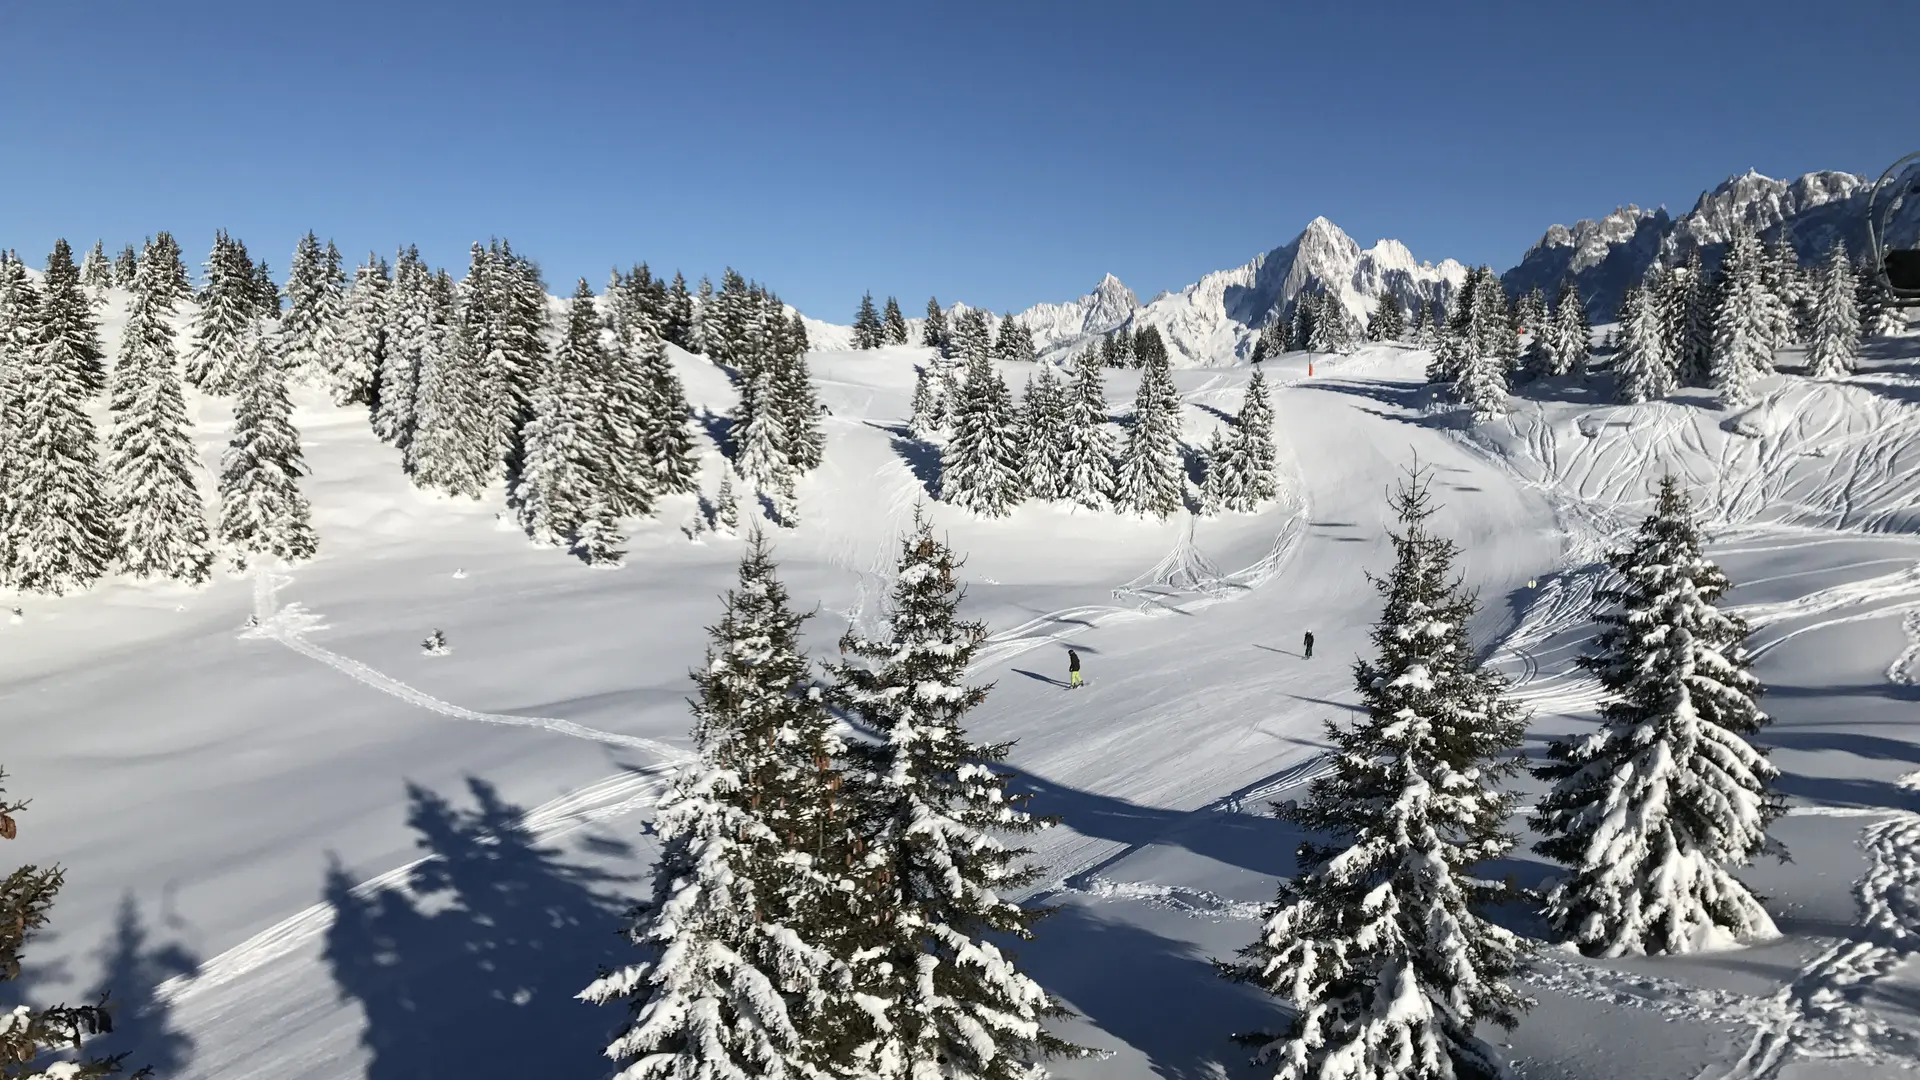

617,264,703,497
705,269,756,371
583,532,858,1078
1856,255,1907,339
571,488,627,567
81,240,113,302
1674,248,1716,386
908,364,940,439
338,252,390,410
1198,426,1243,515
1517,287,1547,338
492,240,550,482
830,510,1087,1077
1020,365,1071,500
279,232,330,382
994,315,1035,363
770,308,825,476
184,232,257,394
939,354,1024,516
217,323,316,571
599,267,662,519
112,243,139,287
1307,291,1347,354
1611,282,1677,405
373,246,431,452
1117,341,1186,518
516,280,616,546
734,362,791,495
1218,466,1531,1080
4,262,115,594
689,274,715,354
1452,340,1508,421
1236,366,1278,507
1554,278,1591,377
1805,240,1860,380
1531,475,1784,956
1366,293,1405,342
1760,235,1805,350
1517,280,1563,384
1101,325,1135,369
1292,291,1321,358
410,255,501,499
713,469,740,535
1060,346,1116,509
148,232,192,309
250,258,280,318
950,307,991,365
882,295,908,345
108,241,213,584
663,270,694,349
1710,230,1773,408
922,295,949,353
40,239,108,399
0,767,155,1079
853,291,884,349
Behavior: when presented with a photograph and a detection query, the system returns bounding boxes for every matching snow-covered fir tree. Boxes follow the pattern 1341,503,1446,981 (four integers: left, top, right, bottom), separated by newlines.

81,240,113,301
1292,291,1321,356
1553,278,1591,377
1366,293,1405,342
1019,366,1071,500
769,301,825,476
1198,427,1243,515
40,239,108,399
853,291,884,349
1531,476,1784,957
629,283,702,499
494,240,551,480
908,364,940,439
951,307,992,365
829,510,1087,1078
338,252,390,410
108,242,212,584
663,270,694,349
689,274,715,353
993,315,1035,363
734,363,791,498
1117,341,1186,518
1710,230,1775,408
516,280,616,546
1218,467,1531,1080
184,232,258,394
217,323,316,570
147,232,192,309
1856,255,1907,339
1059,346,1116,509
938,354,1023,516
583,532,857,1078
571,488,627,567
2,260,115,594
1611,283,1677,405
600,267,664,519
250,258,280,318
1449,269,1511,419
713,469,740,535
410,251,503,499
1516,287,1547,337
1760,235,1806,350
1101,325,1135,368
882,295,909,345
1235,366,1279,508
1671,248,1716,386
922,295,949,353
1251,312,1291,363
280,232,351,393
1805,241,1860,380
112,243,138,287
704,269,755,370
372,247,430,449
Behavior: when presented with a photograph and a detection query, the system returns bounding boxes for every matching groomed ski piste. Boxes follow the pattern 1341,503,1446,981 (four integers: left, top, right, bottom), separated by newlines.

5,300,1920,1080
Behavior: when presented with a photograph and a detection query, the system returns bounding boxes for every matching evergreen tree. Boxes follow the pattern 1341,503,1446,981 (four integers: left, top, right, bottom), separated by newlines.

571,488,627,567
1292,291,1321,356
1020,366,1071,500
1856,255,1907,339
494,240,551,482
713,469,740,535
1612,283,1677,405
108,244,212,584
882,295,909,345
908,364,940,439
373,247,430,451
1806,241,1860,379
1516,287,1547,337
217,323,316,570
1673,248,1716,386
250,259,280,318
1366,293,1405,342
0,767,154,1080
112,243,139,287
40,239,108,399
5,264,115,594
600,268,663,518
1710,230,1773,408
994,315,1035,363
1760,235,1805,349
584,533,855,1078
1237,367,1279,507
339,252,390,410
1117,342,1185,518
147,232,191,308
1101,326,1135,369
185,232,257,394
410,255,502,499
1532,476,1784,956
770,306,826,475
853,291,884,349
1199,426,1252,515
951,307,992,364
281,233,354,398
1218,468,1530,1080
664,270,695,349
0,256,32,583
616,265,703,498
516,281,616,546
1308,292,1353,354
81,240,113,300
922,296,949,353
1554,278,1592,377
1133,324,1171,370
938,354,1024,516
1060,347,1116,509
690,274,716,354
830,512,1087,1078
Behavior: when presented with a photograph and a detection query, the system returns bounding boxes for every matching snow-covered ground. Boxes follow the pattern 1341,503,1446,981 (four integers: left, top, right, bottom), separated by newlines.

6,325,1920,1080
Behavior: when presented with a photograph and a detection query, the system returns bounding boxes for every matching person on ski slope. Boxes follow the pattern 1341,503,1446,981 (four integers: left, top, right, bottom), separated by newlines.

1068,649,1083,689
1303,630,1314,659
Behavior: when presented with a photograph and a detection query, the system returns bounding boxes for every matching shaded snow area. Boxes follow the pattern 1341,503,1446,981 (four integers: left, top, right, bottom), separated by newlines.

10,318,1920,1080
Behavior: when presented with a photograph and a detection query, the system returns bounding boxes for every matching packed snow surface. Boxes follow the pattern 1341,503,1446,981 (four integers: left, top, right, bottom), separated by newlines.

6,317,1920,1080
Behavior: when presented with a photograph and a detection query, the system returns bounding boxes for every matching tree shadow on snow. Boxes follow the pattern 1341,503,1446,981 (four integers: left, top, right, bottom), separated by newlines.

1764,727,1920,766
696,406,734,459
1191,401,1237,427
83,894,199,1077
1771,772,1920,815
870,421,943,500
1305,380,1463,432
321,777,639,1080
1017,903,1273,1080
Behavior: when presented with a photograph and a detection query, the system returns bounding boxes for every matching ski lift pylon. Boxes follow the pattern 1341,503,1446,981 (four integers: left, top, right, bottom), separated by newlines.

1867,150,1920,307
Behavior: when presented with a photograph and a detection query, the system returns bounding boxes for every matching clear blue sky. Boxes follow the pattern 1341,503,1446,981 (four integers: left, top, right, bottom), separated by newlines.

4,1,1916,320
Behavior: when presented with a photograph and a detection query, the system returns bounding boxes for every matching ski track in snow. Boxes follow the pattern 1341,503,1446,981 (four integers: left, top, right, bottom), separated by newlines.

155,762,677,1008
1886,611,1920,686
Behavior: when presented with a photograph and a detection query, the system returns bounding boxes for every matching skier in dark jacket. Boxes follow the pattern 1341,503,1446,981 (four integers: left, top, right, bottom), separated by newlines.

1303,631,1314,659
1068,649,1083,689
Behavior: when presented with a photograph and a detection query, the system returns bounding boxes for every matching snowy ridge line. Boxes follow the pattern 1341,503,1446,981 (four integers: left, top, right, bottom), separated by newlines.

247,567,690,761
156,764,676,1008
1701,811,1920,1080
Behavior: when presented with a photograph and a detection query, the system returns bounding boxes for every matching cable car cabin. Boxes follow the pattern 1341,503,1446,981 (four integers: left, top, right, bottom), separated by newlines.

1868,150,1920,306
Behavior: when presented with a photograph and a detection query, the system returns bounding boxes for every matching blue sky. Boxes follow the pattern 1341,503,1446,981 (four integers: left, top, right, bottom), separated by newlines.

3,1,1916,320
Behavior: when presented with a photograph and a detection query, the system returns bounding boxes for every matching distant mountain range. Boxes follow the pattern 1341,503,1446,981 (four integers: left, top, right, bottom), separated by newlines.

806,162,1920,367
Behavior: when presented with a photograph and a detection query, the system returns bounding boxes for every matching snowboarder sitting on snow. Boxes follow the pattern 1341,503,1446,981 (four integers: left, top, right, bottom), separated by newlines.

1068,649,1082,689
1303,630,1314,659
